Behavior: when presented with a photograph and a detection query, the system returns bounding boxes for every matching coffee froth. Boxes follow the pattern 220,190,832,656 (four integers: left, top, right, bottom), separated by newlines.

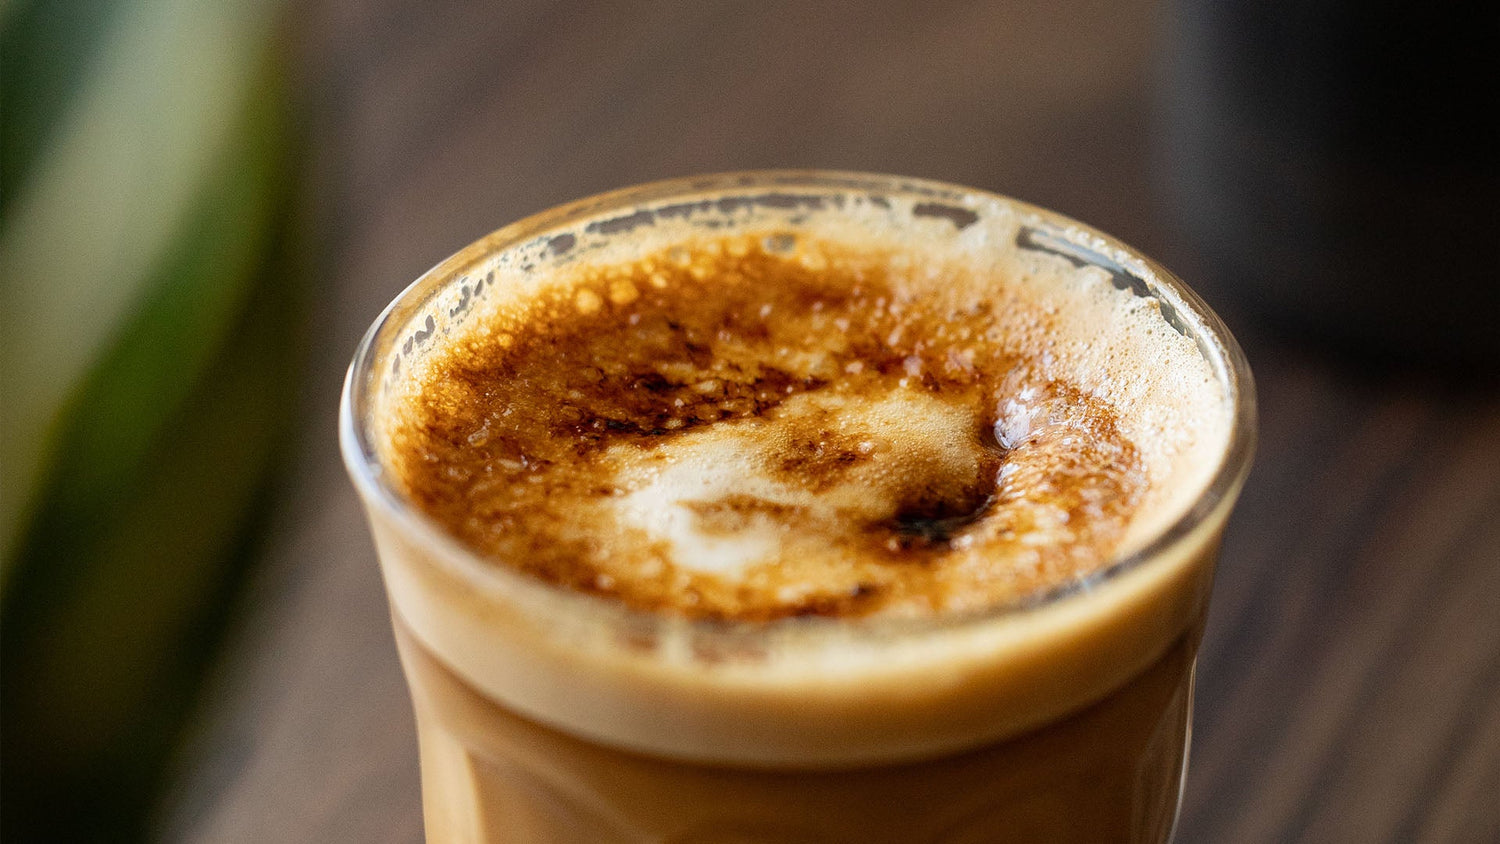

349,176,1251,794
388,235,1159,620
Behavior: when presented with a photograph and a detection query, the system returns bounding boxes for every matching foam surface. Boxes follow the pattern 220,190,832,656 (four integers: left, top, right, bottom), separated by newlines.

382,224,1227,621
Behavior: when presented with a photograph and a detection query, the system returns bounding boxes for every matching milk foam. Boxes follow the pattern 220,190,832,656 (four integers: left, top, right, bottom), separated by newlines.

376,188,1232,622
352,175,1249,765
608,389,986,579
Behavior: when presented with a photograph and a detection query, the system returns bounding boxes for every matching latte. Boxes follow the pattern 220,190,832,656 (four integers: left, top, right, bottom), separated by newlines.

342,173,1253,842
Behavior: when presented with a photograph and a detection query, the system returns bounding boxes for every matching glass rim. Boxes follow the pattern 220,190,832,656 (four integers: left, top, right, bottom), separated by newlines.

339,169,1257,638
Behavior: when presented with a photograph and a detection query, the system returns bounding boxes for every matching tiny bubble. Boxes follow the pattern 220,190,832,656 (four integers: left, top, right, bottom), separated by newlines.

575,288,603,314
609,279,639,305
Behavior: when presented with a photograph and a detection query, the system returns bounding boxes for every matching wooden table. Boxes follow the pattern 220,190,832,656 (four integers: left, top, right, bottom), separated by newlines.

161,1,1500,840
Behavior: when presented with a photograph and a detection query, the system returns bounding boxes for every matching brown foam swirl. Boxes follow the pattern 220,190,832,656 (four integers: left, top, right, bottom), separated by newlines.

388,235,1145,620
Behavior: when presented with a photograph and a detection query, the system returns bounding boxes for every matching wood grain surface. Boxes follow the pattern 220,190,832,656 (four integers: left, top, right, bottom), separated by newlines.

160,1,1500,841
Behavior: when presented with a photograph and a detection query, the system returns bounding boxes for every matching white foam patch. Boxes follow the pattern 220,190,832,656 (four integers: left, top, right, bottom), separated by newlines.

611,436,800,576
607,388,988,579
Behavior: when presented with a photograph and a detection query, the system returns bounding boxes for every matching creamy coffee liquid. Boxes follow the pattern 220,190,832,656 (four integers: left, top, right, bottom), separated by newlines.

354,183,1243,780
386,233,1217,622
347,179,1251,841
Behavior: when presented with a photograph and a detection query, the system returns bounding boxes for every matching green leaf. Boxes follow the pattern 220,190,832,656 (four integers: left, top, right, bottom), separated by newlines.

0,0,124,218
0,230,304,839
0,0,283,577
0,25,304,844
29,49,290,528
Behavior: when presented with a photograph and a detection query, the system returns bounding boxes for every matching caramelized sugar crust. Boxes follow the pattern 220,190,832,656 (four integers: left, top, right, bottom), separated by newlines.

389,236,1144,620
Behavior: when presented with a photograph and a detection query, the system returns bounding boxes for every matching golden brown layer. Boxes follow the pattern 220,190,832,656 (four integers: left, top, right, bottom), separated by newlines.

389,235,1144,620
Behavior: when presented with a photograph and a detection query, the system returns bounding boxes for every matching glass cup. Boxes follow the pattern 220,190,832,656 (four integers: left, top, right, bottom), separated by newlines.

340,172,1255,843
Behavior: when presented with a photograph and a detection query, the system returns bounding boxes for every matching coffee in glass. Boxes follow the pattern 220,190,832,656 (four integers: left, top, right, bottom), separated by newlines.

341,171,1254,843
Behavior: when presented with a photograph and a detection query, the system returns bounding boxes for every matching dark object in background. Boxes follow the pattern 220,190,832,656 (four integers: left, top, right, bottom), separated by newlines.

1161,0,1499,367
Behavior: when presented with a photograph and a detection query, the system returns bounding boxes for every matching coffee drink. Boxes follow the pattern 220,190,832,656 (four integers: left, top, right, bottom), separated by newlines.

342,172,1254,842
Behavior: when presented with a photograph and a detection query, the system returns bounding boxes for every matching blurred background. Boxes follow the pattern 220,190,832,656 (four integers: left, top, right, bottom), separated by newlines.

2,1,1495,841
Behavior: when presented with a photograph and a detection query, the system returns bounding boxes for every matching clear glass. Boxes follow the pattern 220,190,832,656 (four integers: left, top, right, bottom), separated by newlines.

340,171,1256,843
